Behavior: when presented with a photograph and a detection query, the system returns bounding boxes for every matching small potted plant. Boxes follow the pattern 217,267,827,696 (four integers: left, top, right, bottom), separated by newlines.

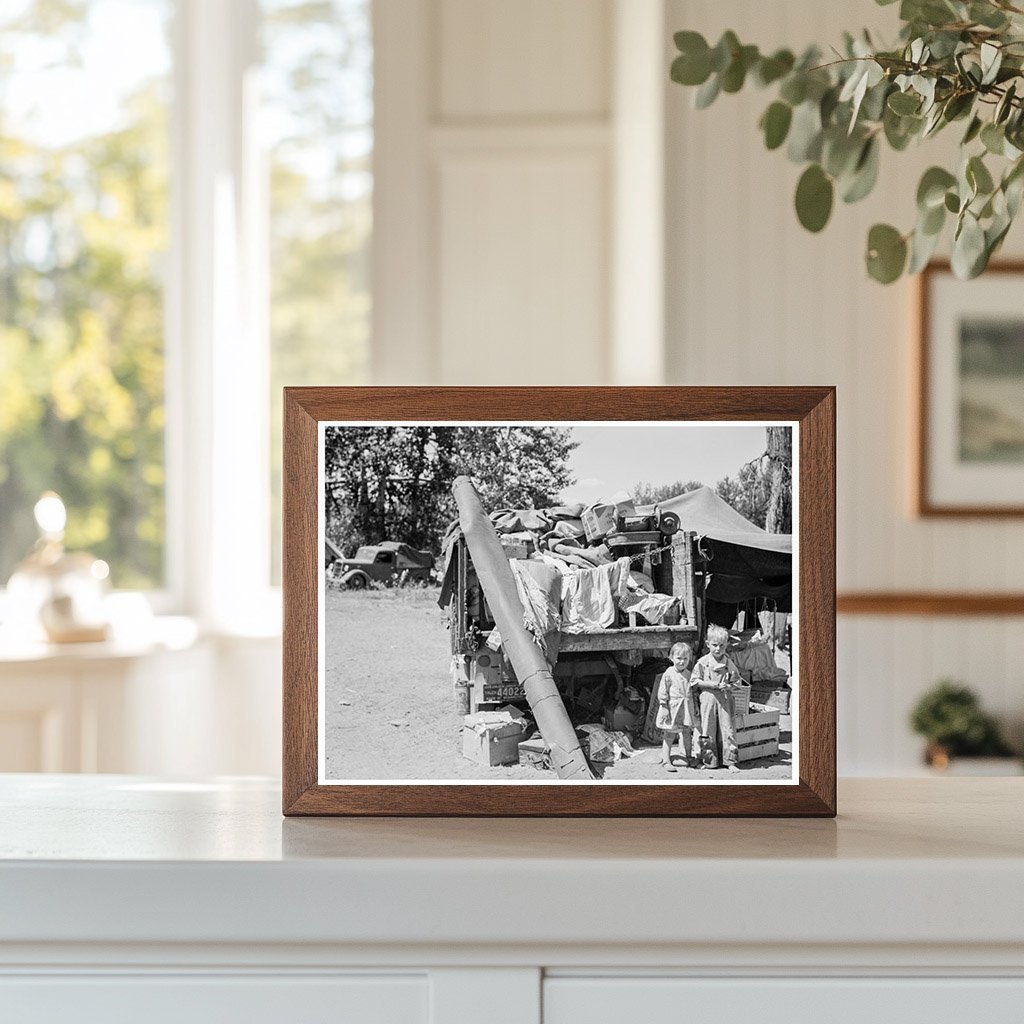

910,680,1019,773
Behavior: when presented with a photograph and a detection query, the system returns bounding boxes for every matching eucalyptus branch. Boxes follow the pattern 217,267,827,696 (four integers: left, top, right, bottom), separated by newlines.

670,0,1024,283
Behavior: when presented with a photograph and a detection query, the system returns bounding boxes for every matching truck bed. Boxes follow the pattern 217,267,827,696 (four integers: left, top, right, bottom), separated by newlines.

558,624,699,653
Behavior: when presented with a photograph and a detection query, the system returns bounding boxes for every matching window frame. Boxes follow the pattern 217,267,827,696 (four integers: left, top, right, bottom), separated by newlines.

164,0,278,631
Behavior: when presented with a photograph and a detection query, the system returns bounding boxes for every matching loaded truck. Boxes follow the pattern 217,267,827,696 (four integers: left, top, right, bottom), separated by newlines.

441,481,705,722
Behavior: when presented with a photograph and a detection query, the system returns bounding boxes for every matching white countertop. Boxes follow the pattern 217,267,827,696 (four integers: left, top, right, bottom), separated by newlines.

1,775,1022,956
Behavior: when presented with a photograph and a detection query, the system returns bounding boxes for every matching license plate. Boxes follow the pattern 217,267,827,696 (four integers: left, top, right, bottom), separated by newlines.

482,682,524,702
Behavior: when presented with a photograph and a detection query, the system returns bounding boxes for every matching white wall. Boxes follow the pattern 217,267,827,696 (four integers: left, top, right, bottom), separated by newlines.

370,0,1024,775
664,0,1024,771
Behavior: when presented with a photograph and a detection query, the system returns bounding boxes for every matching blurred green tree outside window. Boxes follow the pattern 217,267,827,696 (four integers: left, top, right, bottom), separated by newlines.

263,0,372,582
0,0,171,589
0,0,372,593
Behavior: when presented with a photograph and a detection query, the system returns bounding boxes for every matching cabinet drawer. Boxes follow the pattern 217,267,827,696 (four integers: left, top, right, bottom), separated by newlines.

0,974,428,1024
544,976,1024,1023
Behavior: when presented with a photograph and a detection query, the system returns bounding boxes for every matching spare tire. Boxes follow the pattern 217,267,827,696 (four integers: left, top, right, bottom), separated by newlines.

657,510,681,536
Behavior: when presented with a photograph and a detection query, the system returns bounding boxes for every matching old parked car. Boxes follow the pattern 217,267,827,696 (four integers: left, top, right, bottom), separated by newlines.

326,540,434,588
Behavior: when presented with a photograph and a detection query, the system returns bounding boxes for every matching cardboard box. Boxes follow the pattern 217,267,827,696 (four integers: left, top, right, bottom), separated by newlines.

462,709,527,766
582,492,635,542
462,722,523,766
499,531,533,559
749,681,791,713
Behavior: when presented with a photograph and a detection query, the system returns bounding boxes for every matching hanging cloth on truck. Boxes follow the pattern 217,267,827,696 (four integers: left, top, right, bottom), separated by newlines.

560,557,631,634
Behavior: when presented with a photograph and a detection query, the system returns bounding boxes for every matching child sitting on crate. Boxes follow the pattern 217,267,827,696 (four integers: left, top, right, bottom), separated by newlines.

656,642,700,772
691,625,742,773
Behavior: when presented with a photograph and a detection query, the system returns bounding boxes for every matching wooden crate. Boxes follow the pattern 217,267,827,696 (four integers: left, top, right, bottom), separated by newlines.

733,707,781,763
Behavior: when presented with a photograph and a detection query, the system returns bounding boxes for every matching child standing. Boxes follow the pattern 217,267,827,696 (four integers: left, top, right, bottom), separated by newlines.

692,625,742,773
656,642,698,772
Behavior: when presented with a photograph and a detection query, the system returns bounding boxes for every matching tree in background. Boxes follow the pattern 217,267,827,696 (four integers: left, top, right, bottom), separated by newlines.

716,463,770,529
632,479,704,505
765,425,793,534
715,426,793,533
324,425,577,554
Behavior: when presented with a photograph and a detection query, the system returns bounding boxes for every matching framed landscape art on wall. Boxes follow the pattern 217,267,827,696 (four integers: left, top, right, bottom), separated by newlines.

282,387,836,817
917,262,1024,516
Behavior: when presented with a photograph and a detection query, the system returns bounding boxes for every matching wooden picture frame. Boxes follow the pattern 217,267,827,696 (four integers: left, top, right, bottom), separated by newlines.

916,261,1024,517
283,387,836,817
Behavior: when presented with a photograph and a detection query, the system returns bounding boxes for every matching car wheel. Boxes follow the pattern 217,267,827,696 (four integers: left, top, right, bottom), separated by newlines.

347,575,367,589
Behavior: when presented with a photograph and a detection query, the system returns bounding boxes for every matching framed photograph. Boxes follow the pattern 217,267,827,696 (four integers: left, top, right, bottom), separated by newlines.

917,261,1024,516
283,387,835,816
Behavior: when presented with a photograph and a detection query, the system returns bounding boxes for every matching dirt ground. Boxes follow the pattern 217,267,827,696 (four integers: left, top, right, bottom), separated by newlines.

324,586,793,783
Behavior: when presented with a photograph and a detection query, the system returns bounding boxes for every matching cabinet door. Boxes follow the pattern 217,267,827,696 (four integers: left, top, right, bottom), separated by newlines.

0,974,428,1024
544,977,1024,1023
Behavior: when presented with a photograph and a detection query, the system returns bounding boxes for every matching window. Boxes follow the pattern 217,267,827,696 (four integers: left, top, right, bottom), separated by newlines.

0,0,172,589
0,0,373,618
261,0,372,581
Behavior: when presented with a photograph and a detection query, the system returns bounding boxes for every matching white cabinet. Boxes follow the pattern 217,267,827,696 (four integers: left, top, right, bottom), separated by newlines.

544,977,1024,1023
0,976,429,1024
1,777,1022,1023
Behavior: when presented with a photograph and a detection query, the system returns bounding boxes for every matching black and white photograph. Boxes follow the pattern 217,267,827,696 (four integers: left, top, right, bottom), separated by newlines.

318,421,797,785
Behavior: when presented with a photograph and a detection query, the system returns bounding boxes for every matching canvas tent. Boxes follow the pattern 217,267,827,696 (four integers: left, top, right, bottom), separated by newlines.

653,486,792,617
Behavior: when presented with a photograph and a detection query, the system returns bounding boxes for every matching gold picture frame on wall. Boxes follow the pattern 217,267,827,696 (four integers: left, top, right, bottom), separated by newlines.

282,386,836,817
917,261,1024,517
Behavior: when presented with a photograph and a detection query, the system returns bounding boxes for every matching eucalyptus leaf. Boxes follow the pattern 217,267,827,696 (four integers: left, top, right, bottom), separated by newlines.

721,45,758,93
908,221,943,273
1006,172,1024,218
995,82,1017,124
980,42,1002,86
951,212,986,278
920,199,946,235
967,154,995,195
981,122,1005,155
888,90,921,115
944,190,960,214
861,79,892,122
760,101,793,150
754,49,795,87
779,74,807,106
962,115,983,145
914,75,937,111
795,164,834,232
822,128,863,178
922,103,946,137
970,2,1009,29
942,92,974,122
917,166,957,210
866,223,908,283
987,210,1013,259
884,106,922,150
820,85,841,126
710,31,740,73
842,137,880,203
787,101,824,162
1003,157,1024,216
694,73,721,109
